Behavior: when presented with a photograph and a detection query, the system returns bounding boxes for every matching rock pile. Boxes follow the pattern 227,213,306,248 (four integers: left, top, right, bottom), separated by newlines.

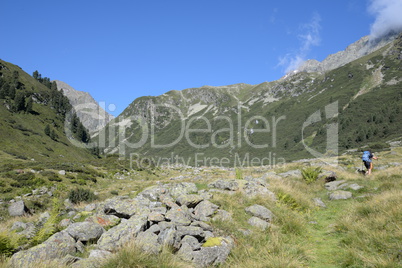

10,182,235,267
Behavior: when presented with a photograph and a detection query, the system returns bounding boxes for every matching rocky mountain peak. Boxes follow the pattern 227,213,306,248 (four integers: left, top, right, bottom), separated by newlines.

297,32,400,74
54,80,114,136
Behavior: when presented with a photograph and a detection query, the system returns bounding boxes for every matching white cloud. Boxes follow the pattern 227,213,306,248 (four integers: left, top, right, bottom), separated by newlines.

278,13,321,74
369,0,402,39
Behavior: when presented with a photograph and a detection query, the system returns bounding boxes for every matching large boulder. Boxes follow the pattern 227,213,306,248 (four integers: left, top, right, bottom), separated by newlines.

165,206,192,226
193,200,219,221
65,222,105,243
245,204,274,222
10,231,76,268
248,217,270,230
97,214,148,251
8,200,30,216
208,180,239,191
192,237,234,267
329,190,353,200
103,197,150,218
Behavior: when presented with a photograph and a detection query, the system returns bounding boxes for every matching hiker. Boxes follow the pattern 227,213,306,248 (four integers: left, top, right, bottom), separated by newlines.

362,150,378,175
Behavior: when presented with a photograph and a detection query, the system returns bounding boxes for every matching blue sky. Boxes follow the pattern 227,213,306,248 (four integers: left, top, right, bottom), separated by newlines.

2,0,401,116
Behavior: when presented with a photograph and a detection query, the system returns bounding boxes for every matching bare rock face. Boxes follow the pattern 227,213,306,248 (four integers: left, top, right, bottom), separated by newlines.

54,80,114,136
298,33,399,74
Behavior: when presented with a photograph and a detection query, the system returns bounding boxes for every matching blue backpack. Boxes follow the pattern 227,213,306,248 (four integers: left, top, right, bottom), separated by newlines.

362,151,372,162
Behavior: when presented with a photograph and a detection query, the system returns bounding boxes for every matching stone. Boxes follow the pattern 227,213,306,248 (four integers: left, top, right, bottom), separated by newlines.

176,194,204,208
176,226,205,240
11,221,35,238
245,204,274,222
349,183,363,190
86,214,121,228
313,198,327,208
157,227,177,247
169,182,198,198
103,196,150,219
192,237,233,267
84,203,97,212
59,219,73,228
181,235,201,250
165,206,192,226
329,190,353,200
193,200,219,221
325,180,346,191
65,221,105,243
278,169,302,178
138,185,168,201
97,214,148,251
247,217,270,230
88,249,112,259
148,211,165,222
212,209,233,222
243,182,276,200
136,231,161,254
58,170,66,176
208,179,239,191
177,242,195,262
190,221,214,231
10,231,76,268
8,200,30,216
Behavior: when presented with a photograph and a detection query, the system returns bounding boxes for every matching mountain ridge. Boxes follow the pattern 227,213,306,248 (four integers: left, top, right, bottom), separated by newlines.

54,80,114,136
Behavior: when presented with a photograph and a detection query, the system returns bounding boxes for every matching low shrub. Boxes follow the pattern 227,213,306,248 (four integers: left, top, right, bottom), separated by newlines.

68,188,97,204
301,166,322,184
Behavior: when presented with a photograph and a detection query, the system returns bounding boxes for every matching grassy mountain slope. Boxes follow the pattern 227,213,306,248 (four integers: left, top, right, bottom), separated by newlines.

96,34,402,166
0,59,95,165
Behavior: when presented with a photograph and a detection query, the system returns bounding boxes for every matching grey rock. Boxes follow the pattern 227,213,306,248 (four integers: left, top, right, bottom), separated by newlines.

65,221,105,242
212,209,233,222
75,240,85,253
58,170,66,176
190,221,214,231
247,217,270,230
158,221,175,230
136,231,161,254
278,169,302,178
181,235,201,250
10,231,76,268
329,190,353,200
176,226,205,240
325,180,347,190
176,194,204,208
148,211,165,222
97,214,148,251
11,221,36,238
208,179,239,191
146,224,161,234
59,218,73,228
349,183,364,191
84,203,97,212
158,227,177,247
88,249,112,259
103,196,150,218
193,200,219,221
169,182,198,198
8,200,30,216
177,242,195,262
313,198,327,208
192,237,233,267
245,204,274,222
138,185,168,201
11,221,28,231
85,214,121,228
243,182,276,200
165,206,192,226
